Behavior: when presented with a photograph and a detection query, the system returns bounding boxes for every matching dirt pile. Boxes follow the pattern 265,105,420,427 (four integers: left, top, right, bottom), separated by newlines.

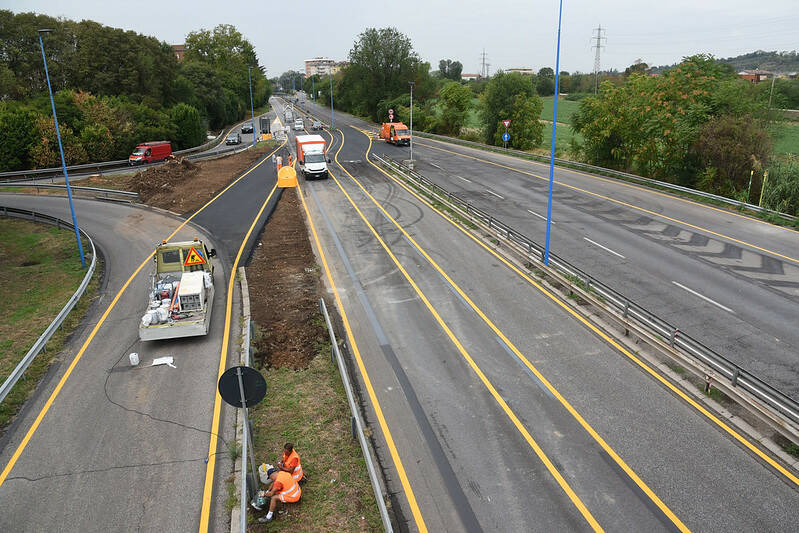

121,146,274,214
246,188,326,370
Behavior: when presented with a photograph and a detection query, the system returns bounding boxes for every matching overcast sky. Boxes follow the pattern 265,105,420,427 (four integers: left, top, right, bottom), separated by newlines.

6,1,798,76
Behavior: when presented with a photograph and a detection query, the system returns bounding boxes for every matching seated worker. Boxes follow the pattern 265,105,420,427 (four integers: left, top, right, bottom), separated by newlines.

253,468,301,523
278,442,303,483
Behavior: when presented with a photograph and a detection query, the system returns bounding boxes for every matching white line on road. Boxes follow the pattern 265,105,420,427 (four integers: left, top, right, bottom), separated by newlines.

672,281,736,314
486,189,504,200
527,209,555,224
455,175,471,183
583,237,625,259
430,162,443,170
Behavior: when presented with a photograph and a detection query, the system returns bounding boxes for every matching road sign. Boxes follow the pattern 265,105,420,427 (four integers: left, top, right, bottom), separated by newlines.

502,132,510,142
502,120,511,129
218,366,267,408
388,108,394,120
184,247,206,266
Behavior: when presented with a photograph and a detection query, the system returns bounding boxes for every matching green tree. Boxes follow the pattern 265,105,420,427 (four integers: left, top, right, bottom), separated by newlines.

438,81,472,134
170,103,205,149
492,94,543,150
479,71,537,145
0,104,37,170
30,114,87,168
438,59,463,81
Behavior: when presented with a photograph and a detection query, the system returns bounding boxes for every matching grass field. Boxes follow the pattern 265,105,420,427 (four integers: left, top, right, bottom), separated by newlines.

539,96,581,125
0,218,97,429
540,122,583,157
771,121,799,156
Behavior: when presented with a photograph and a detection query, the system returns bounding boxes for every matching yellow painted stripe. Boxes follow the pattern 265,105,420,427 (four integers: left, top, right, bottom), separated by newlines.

0,141,285,493
333,132,604,531
198,181,280,533
299,127,428,532
368,130,799,488
417,139,799,265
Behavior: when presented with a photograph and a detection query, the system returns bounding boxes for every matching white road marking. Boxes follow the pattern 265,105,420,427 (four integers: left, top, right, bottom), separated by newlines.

485,189,504,200
430,162,443,170
583,237,625,259
456,175,471,183
527,209,555,223
672,281,736,314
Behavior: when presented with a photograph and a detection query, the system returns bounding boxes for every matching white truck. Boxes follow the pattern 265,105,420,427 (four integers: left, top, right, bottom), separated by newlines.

295,134,329,180
139,239,217,341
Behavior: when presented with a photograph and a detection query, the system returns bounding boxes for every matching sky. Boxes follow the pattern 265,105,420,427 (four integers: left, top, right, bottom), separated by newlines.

5,1,798,76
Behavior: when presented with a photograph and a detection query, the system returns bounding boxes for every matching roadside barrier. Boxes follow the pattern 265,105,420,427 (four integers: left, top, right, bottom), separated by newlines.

0,183,139,202
373,153,799,433
0,207,97,404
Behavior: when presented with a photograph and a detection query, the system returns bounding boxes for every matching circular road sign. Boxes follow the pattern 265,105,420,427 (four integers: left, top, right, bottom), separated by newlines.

502,132,510,142
218,366,267,408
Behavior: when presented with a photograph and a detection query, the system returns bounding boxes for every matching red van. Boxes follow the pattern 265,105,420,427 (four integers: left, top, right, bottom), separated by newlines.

129,141,172,166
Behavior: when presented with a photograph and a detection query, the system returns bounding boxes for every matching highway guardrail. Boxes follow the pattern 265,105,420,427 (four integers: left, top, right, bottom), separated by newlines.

0,183,139,201
373,153,799,430
0,206,97,404
413,131,797,223
319,298,393,532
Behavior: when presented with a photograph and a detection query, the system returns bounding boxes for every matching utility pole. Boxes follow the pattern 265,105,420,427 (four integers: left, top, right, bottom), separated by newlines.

592,25,606,94
409,81,414,167
479,48,491,79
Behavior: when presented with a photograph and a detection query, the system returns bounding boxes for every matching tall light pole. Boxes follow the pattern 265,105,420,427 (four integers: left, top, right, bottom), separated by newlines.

38,28,85,268
329,68,335,131
248,66,256,147
409,81,415,166
544,0,564,266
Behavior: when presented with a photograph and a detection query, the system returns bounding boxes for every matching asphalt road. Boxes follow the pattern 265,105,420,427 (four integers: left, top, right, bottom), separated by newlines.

298,97,799,403
276,97,799,531
0,137,282,531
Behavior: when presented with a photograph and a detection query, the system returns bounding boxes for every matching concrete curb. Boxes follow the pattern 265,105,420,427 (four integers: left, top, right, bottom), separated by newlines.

230,266,251,533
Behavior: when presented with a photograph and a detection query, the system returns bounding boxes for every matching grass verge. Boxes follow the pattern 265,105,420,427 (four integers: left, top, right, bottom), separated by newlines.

0,218,99,430
248,347,381,532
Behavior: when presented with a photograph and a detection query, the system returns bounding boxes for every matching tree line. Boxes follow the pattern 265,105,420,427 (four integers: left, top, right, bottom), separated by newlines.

0,11,270,170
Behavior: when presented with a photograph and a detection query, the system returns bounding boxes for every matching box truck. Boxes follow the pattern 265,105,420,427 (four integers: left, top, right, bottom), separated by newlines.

380,122,410,146
295,134,329,180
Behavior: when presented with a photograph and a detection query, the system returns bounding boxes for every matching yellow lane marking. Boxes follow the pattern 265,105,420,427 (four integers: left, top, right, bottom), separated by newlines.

333,132,604,531
0,141,286,493
299,127,428,532
416,140,799,265
198,181,280,533
366,129,799,488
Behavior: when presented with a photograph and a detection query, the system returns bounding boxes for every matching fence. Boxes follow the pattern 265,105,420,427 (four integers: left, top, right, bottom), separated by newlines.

373,153,799,428
0,207,97,403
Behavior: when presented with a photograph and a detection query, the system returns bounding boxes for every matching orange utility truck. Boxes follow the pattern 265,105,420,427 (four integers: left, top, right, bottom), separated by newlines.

380,122,410,146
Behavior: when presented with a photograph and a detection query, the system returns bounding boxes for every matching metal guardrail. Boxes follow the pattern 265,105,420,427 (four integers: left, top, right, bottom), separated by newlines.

0,183,139,201
0,206,97,404
414,131,797,222
319,298,393,533
373,153,799,426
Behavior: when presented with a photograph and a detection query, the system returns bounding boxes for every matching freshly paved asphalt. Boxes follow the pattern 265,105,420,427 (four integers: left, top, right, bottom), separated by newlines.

0,126,282,532
280,97,799,531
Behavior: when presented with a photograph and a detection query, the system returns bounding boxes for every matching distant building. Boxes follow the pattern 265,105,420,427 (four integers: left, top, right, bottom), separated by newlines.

461,73,480,81
305,57,349,77
738,69,774,83
172,44,185,62
506,68,534,76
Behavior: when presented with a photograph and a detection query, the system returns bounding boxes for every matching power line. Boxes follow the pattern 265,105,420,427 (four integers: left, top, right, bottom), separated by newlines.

592,25,607,94
479,48,491,78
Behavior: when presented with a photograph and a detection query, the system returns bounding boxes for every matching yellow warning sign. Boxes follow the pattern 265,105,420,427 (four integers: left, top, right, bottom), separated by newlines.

184,247,206,266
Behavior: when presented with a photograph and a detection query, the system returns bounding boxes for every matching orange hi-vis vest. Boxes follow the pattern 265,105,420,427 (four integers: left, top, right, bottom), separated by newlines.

275,470,301,502
283,449,303,482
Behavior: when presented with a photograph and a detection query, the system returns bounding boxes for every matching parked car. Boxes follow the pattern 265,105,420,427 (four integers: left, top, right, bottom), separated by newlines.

311,120,322,131
226,132,242,145
293,118,304,131
241,123,253,134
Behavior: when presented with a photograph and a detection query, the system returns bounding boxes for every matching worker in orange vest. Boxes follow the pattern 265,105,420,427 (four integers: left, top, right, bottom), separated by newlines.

253,468,301,523
277,443,303,483
288,154,294,167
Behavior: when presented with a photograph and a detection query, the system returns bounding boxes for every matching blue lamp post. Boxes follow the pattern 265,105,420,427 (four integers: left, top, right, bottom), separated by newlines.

38,28,85,268
248,66,256,147
329,68,335,131
544,0,564,266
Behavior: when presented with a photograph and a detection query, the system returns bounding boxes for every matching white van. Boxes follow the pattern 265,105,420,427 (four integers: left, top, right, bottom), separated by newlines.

293,118,304,131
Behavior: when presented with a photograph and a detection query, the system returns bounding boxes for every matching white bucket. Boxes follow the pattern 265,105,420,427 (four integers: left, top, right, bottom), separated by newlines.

258,463,273,484
129,352,140,366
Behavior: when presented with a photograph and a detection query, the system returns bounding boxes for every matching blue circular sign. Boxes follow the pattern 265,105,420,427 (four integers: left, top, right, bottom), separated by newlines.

502,132,510,142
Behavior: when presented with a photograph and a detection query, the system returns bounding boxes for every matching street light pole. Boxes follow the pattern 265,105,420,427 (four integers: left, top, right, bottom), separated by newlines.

329,69,335,131
409,81,415,166
248,66,256,147
38,29,85,268
544,0,564,266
